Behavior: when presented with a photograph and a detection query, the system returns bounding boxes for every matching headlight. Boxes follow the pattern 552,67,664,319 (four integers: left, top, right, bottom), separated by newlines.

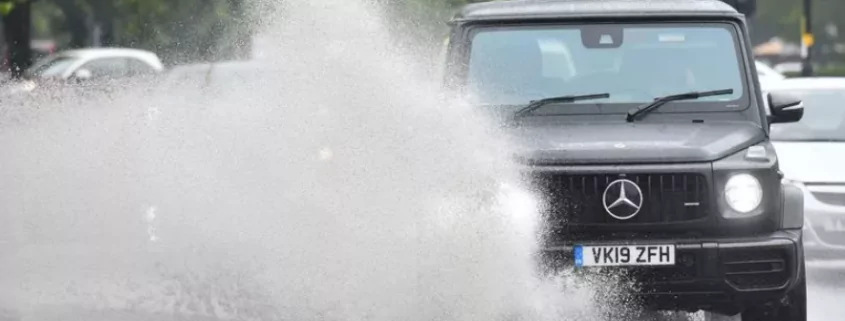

724,173,763,214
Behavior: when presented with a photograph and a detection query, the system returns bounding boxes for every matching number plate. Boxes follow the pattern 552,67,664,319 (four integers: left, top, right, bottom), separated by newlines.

574,244,676,267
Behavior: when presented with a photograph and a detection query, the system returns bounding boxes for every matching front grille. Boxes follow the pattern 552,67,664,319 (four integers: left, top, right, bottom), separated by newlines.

533,173,710,225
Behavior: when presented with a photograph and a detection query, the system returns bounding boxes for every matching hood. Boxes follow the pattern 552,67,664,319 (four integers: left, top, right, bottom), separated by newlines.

772,141,845,183
511,121,765,165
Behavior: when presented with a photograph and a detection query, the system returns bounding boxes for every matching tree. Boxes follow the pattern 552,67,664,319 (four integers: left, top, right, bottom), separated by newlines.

21,0,249,65
105,0,249,63
51,0,88,48
1,0,33,78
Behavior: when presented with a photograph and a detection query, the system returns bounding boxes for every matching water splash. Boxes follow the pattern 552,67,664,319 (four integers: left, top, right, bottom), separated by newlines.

0,0,619,320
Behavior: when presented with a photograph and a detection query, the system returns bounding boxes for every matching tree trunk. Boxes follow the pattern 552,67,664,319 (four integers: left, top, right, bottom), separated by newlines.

228,0,251,60
90,0,115,46
1,0,32,78
99,17,114,46
56,0,89,48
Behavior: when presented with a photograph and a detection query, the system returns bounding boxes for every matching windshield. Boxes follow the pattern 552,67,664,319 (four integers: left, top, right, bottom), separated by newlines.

464,23,747,111
24,55,79,79
770,88,845,142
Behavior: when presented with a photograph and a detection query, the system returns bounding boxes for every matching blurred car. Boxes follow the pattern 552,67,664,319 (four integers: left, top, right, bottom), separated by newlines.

25,47,164,81
755,59,785,85
2,48,165,96
763,77,845,261
774,61,803,74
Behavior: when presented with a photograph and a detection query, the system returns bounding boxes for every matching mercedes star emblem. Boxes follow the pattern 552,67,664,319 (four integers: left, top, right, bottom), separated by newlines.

602,179,644,220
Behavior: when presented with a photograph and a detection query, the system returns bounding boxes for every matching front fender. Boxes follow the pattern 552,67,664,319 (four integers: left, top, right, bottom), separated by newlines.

781,180,805,229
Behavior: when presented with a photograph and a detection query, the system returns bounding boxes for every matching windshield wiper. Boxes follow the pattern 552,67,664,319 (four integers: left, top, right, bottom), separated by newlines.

625,89,734,122
513,93,610,119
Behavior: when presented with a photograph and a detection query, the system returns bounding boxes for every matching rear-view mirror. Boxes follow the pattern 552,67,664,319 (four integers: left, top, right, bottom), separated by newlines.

767,92,804,124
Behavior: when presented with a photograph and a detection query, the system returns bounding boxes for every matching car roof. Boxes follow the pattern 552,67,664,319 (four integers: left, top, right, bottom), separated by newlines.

763,77,845,91
61,47,156,58
58,47,164,69
453,0,740,22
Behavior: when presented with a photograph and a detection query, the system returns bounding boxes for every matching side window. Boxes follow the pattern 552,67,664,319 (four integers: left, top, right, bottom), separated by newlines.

78,57,129,80
127,58,157,77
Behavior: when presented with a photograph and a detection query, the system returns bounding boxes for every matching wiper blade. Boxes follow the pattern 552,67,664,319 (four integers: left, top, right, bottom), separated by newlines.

625,89,734,123
513,92,610,118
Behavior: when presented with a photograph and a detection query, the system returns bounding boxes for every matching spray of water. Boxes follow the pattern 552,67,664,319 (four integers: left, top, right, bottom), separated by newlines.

0,0,619,320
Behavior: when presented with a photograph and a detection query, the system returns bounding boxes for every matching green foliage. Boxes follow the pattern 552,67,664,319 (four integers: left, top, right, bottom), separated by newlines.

0,0,29,17
31,1,63,39
111,0,246,63
24,0,844,65
30,0,248,64
0,3,14,16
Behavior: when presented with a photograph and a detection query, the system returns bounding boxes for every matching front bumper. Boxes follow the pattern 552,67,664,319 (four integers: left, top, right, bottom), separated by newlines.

541,230,803,312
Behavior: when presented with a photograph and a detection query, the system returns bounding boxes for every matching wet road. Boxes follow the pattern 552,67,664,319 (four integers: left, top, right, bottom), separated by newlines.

1,261,842,321
808,262,845,321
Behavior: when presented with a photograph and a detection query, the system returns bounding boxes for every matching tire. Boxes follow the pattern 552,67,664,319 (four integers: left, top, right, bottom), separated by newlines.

740,260,807,321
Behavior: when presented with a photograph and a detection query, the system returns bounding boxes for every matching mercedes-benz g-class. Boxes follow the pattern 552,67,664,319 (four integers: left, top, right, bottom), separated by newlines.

443,0,807,320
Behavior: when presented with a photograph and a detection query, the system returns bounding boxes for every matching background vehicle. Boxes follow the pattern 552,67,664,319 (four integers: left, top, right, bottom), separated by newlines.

764,77,845,262
0,48,165,96
756,60,786,85
25,47,164,82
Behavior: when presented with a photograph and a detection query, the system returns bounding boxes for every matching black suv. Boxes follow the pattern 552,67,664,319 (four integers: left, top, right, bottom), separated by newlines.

443,0,807,320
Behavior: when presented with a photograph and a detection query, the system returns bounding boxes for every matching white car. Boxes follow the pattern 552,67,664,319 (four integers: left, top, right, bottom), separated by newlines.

763,77,845,260
755,60,785,85
24,47,164,81
0,48,166,96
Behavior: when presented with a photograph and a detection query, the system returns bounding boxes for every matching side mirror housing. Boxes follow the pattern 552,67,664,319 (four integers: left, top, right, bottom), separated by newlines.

768,92,804,124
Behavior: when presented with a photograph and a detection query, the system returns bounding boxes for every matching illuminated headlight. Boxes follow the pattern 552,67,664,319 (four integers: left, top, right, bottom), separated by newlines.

724,173,763,214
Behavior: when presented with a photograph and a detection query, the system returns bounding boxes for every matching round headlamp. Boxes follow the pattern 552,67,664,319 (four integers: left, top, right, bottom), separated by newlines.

724,173,763,214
